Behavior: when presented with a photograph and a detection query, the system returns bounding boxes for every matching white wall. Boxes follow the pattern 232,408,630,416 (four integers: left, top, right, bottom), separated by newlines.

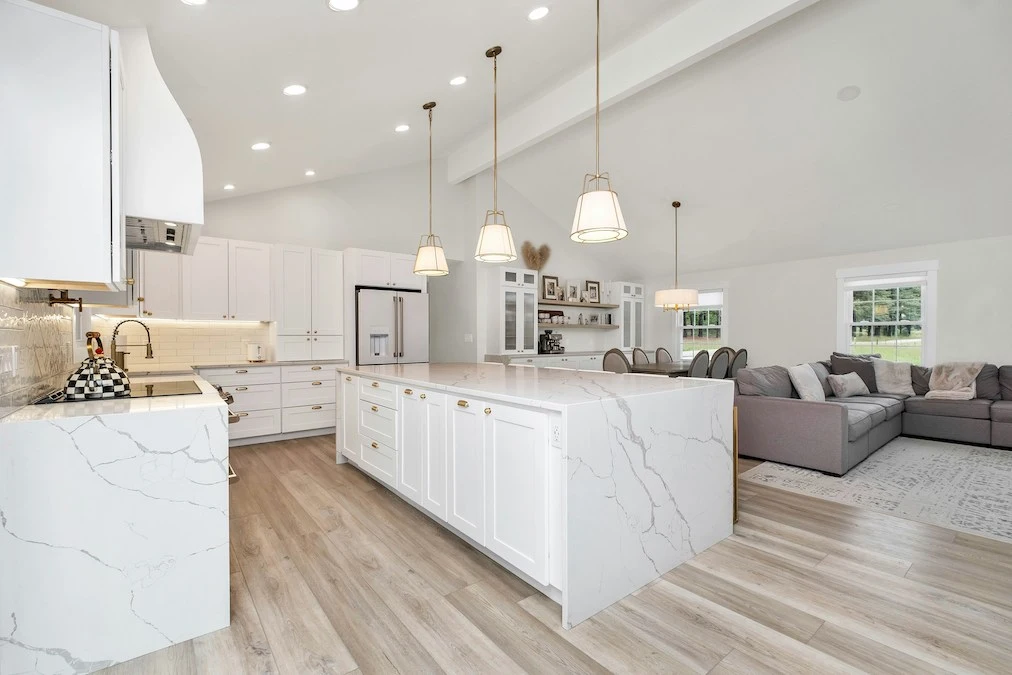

645,234,1012,367
428,259,478,363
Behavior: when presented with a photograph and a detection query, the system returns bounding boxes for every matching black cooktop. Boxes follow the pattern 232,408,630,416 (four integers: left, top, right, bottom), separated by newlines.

35,380,203,404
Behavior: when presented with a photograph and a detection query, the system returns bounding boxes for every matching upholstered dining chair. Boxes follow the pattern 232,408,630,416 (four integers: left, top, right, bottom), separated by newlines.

687,350,710,378
728,348,748,378
655,347,673,364
708,348,731,379
603,348,632,374
632,347,649,365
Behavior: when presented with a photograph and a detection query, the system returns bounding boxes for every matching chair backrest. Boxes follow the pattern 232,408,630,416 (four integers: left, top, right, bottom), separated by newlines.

688,350,710,378
603,348,631,374
655,347,673,364
728,348,748,378
708,350,730,379
632,347,649,365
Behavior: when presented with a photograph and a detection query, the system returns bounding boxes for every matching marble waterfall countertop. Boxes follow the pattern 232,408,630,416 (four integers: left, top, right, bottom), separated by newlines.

192,358,348,370
339,362,729,411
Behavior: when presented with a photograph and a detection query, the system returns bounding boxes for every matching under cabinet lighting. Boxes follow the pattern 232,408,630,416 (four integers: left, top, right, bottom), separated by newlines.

0,278,26,287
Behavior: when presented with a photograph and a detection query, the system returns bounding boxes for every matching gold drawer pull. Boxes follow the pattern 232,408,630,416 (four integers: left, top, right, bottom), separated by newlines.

371,381,380,388
419,393,426,399
457,400,469,408
236,369,248,374
371,441,379,449
236,386,248,391
311,405,322,410
312,381,322,386
404,388,413,395
311,366,322,371
346,376,352,381
237,412,249,418
484,407,492,415
371,405,378,412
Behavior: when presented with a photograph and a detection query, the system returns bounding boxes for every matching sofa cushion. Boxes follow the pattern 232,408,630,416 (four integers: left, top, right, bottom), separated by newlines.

871,358,914,397
788,364,826,402
828,372,870,398
831,354,878,393
737,365,795,398
991,401,1012,424
839,400,888,426
976,364,1001,401
998,365,1012,401
842,406,873,442
911,365,932,396
847,395,905,420
903,396,993,420
809,362,834,398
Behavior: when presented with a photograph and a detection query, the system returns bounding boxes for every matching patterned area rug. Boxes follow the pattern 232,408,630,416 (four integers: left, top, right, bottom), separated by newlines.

740,437,1012,543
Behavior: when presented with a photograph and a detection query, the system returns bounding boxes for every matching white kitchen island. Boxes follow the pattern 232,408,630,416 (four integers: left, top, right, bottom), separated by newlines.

337,362,734,628
0,375,230,674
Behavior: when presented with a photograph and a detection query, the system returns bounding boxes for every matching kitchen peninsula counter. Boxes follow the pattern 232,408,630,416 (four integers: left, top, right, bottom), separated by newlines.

337,362,734,628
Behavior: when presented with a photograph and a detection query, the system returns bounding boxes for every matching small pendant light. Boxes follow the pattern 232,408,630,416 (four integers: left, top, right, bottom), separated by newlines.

413,101,449,276
655,201,698,311
571,0,627,243
474,46,518,263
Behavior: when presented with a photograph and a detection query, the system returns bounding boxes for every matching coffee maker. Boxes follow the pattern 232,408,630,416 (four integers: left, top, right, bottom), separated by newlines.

539,330,564,355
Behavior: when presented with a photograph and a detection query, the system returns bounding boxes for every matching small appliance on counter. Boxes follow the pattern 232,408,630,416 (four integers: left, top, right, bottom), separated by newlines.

63,332,131,400
246,343,266,362
539,330,564,355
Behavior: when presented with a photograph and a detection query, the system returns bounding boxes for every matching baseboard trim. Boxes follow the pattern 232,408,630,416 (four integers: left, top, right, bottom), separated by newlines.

230,427,335,447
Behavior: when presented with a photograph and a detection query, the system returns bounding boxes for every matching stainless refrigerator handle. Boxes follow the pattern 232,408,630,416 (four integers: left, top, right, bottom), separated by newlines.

393,295,399,359
400,296,406,358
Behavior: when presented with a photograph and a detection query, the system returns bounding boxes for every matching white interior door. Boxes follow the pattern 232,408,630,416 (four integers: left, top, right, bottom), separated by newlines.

182,237,230,320
229,240,272,320
140,251,181,319
274,245,311,335
312,249,344,335
447,398,485,544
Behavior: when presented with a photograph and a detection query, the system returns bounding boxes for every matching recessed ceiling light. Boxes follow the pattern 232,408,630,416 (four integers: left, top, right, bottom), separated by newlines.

328,0,359,10
223,184,235,191
836,85,862,102
528,6,549,21
449,76,467,87
251,141,271,151
305,170,316,177
181,0,207,5
283,84,307,96
395,124,410,133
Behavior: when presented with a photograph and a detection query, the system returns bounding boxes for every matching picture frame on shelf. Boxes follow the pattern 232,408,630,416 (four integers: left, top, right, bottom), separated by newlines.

585,280,601,303
542,275,559,300
589,314,600,325
566,282,580,303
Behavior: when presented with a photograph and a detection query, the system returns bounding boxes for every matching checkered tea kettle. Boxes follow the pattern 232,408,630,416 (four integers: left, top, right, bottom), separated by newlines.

65,332,131,400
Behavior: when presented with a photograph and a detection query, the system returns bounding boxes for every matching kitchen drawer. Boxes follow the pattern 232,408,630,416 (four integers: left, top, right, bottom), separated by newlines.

282,363,338,383
359,400,397,448
199,366,281,387
282,403,337,433
359,378,398,410
282,380,336,408
358,437,396,488
223,383,281,412
229,409,281,440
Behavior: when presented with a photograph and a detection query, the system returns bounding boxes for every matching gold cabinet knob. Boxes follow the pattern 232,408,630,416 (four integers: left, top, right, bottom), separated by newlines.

312,381,322,386
346,376,352,381
371,405,378,412
311,405,322,410
371,442,379,449
484,407,492,415
311,366,322,371
371,382,379,388
126,278,135,286
404,388,413,395
457,400,469,408
419,393,426,399
137,296,145,301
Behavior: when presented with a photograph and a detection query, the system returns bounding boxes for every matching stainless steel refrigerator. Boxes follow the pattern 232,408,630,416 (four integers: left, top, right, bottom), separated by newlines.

356,288,429,365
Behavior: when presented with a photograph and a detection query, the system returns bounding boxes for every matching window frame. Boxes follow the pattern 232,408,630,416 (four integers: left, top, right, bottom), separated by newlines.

836,261,938,366
676,284,728,360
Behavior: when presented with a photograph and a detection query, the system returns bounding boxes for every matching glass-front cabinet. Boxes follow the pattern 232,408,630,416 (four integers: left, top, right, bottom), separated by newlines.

492,267,537,355
608,281,644,349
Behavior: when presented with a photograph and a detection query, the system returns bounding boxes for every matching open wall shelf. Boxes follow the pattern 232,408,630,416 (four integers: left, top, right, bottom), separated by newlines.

538,299,619,310
538,323,619,330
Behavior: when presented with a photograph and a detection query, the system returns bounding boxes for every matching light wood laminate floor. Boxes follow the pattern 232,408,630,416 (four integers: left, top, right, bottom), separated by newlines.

101,440,1012,674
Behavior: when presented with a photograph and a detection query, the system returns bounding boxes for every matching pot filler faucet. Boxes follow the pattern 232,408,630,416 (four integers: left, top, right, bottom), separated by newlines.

110,319,154,372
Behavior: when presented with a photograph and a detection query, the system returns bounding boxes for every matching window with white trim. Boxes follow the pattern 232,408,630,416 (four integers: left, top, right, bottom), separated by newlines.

679,289,725,359
837,262,938,366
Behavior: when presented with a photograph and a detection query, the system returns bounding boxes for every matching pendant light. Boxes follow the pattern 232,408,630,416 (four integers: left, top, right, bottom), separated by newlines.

571,0,627,243
413,101,450,276
474,46,518,263
655,201,698,311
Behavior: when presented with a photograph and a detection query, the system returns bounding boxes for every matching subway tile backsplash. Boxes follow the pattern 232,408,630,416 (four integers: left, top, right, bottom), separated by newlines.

91,317,270,372
0,285,76,418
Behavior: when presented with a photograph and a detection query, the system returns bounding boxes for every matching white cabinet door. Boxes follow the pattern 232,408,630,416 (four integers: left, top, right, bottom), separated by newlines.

484,404,549,583
311,249,344,335
398,388,447,515
229,240,272,321
341,374,360,460
311,335,344,360
447,396,486,544
390,253,424,291
358,251,391,286
139,251,181,320
276,335,313,362
520,289,537,354
632,298,644,348
398,388,424,505
182,237,230,320
274,245,312,336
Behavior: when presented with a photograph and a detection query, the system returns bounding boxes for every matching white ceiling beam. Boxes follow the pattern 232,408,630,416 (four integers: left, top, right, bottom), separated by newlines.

447,0,823,184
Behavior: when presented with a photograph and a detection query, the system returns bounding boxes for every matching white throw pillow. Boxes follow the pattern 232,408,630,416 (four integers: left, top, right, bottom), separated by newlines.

827,371,870,398
787,364,826,402
871,358,915,398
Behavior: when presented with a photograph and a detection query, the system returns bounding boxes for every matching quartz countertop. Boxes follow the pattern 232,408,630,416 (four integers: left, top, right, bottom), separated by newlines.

192,359,348,369
339,362,730,412
0,373,225,424
485,350,630,361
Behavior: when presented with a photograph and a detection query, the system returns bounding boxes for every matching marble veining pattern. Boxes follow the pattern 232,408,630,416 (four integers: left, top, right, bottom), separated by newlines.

0,400,230,674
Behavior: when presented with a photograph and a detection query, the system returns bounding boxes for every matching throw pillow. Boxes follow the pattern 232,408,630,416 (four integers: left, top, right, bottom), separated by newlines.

788,364,826,402
1000,366,1012,401
736,365,794,398
911,365,932,396
871,358,914,397
831,354,878,393
808,361,833,398
827,371,870,398
976,365,1001,401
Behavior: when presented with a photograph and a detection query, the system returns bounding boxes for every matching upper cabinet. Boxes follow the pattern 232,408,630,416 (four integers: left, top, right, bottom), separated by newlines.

345,249,425,292
311,249,344,335
608,281,645,349
274,246,313,335
0,0,124,289
139,251,182,320
274,245,344,361
181,237,271,321
229,240,272,321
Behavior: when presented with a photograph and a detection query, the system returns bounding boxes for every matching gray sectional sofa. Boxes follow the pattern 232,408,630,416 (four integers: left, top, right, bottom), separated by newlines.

735,361,1012,476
